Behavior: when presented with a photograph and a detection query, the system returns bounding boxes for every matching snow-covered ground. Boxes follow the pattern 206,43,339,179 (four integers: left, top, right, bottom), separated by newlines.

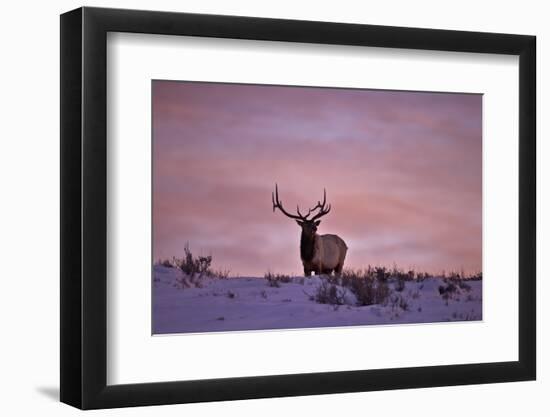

153,265,482,335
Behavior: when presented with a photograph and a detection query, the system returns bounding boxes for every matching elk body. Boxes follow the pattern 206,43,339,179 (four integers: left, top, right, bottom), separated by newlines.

272,185,348,276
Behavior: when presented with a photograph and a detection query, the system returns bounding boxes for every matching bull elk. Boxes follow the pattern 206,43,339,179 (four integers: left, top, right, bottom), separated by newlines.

272,184,348,276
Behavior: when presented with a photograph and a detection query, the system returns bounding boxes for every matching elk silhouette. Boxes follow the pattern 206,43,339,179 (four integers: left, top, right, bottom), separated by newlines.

272,184,348,276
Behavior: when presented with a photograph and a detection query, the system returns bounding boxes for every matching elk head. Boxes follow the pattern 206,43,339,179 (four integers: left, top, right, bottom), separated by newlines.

271,184,332,238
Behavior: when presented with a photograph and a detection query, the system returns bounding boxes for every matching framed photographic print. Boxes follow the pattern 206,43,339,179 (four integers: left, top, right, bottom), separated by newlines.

60,6,536,409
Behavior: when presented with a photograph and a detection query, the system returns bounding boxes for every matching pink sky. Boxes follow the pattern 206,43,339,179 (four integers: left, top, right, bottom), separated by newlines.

153,81,482,276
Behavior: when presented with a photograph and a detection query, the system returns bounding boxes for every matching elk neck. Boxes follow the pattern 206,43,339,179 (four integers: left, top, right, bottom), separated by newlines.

300,231,316,262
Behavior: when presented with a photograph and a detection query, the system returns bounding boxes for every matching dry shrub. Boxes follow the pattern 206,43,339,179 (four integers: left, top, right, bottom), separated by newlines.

264,272,292,287
339,270,391,306
314,281,347,306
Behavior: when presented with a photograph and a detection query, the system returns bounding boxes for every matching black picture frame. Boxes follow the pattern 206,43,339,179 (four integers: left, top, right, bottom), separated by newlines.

60,6,536,410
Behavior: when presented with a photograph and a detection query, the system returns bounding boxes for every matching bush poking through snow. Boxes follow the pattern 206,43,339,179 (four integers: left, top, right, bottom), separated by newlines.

314,281,348,306
264,271,292,287
438,277,473,304
374,266,390,282
438,281,457,304
394,276,406,292
355,277,391,306
174,243,212,277
158,259,174,268
457,280,472,291
339,270,391,306
212,269,231,280
438,281,458,296
170,243,230,288
416,272,432,282
469,272,483,281
389,294,410,311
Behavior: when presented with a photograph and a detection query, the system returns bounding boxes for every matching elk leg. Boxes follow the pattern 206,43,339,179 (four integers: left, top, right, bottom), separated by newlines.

334,263,344,275
303,267,312,277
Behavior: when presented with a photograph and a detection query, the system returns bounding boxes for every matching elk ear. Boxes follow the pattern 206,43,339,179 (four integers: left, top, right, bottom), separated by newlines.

295,220,304,227
314,220,321,226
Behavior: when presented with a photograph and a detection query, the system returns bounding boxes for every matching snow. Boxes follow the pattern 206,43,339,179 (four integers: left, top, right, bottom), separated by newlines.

153,265,482,335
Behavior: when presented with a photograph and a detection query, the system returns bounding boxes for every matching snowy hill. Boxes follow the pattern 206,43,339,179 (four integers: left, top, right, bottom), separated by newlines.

153,265,482,335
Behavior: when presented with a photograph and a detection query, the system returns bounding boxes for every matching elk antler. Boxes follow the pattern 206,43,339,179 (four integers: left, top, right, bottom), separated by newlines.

272,184,332,221
272,184,307,220
309,188,331,221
